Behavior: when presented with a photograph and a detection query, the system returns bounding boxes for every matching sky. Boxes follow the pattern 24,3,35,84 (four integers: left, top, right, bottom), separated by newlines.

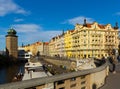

0,0,120,50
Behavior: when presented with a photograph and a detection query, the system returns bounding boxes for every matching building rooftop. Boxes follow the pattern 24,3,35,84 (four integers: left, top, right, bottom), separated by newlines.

7,28,17,35
6,28,18,37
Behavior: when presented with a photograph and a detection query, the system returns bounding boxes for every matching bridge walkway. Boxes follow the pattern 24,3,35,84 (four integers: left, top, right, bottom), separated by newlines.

100,63,120,89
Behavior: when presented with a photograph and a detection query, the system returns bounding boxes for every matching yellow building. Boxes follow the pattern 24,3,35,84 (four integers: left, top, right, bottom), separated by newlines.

73,19,119,59
49,32,65,57
49,19,119,59
37,42,49,56
20,20,119,59
64,30,74,58
49,36,62,57
49,37,57,57
23,42,39,56
22,42,49,56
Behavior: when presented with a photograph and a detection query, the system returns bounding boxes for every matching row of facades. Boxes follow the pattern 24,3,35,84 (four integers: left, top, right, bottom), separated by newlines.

22,20,119,59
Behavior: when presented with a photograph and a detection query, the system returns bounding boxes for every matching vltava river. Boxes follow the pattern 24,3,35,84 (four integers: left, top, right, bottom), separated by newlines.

0,64,25,84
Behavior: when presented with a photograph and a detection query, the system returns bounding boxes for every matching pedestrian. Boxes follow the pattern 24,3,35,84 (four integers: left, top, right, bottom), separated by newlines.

117,55,120,62
109,54,118,74
101,55,105,63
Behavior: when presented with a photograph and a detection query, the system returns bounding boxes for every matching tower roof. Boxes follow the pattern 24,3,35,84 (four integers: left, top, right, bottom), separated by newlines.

7,28,17,35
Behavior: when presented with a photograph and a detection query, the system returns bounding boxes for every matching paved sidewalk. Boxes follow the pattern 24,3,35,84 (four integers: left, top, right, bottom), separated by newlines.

100,72,120,89
100,63,120,89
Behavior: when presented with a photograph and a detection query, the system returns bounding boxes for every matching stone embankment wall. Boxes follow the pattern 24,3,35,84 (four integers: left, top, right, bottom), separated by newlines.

43,58,74,69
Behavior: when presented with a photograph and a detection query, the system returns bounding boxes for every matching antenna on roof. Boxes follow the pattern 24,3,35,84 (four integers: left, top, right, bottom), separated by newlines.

114,22,119,29
22,43,24,47
62,29,64,35
83,18,87,27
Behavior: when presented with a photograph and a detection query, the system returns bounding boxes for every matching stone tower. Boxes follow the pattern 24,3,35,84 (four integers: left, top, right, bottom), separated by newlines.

6,28,18,60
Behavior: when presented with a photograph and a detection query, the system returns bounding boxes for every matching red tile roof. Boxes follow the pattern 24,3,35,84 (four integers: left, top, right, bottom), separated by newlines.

69,30,74,32
86,24,92,28
44,42,49,45
98,24,105,29
84,23,105,29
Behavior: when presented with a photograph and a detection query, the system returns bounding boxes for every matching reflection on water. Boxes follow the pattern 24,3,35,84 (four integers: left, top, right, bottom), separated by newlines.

0,64,25,84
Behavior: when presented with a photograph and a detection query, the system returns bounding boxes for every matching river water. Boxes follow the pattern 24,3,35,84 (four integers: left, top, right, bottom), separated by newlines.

0,64,25,84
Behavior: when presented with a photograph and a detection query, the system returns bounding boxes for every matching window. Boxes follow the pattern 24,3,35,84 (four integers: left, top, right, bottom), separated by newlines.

71,77,76,81
81,81,86,84
59,87,65,89
57,80,64,85
70,84,76,88
81,75,86,79
81,86,86,89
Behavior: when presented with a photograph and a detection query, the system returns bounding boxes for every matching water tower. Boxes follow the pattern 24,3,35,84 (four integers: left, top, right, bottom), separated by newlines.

6,28,18,60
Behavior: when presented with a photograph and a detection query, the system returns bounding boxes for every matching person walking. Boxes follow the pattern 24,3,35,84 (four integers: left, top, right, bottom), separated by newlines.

110,54,118,74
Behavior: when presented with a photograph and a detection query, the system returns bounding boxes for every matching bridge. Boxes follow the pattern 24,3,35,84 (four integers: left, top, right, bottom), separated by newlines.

0,59,120,89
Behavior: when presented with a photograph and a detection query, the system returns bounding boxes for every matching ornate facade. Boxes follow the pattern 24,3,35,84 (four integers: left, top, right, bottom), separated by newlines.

20,20,119,59
72,21,119,58
49,33,65,57
23,42,49,56
49,20,119,59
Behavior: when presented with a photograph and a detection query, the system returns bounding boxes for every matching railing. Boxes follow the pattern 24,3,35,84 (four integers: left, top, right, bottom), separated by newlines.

0,60,108,89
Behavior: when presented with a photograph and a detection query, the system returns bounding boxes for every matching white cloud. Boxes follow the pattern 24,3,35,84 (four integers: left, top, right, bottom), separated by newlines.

0,0,27,16
0,35,5,50
0,23,62,48
0,35,4,39
12,24,41,33
14,18,24,22
115,12,120,15
20,30,61,43
10,23,62,45
63,16,94,25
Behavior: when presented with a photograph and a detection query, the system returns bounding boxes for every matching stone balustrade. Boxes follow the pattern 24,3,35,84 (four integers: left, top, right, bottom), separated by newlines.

0,60,108,89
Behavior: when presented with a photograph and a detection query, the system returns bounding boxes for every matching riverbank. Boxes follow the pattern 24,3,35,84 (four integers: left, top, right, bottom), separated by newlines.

0,59,28,67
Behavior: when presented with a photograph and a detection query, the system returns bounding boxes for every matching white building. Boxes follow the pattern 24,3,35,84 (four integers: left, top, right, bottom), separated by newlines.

18,47,32,59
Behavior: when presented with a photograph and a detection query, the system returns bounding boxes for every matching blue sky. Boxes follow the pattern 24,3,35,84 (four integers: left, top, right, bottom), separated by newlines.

0,0,120,50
